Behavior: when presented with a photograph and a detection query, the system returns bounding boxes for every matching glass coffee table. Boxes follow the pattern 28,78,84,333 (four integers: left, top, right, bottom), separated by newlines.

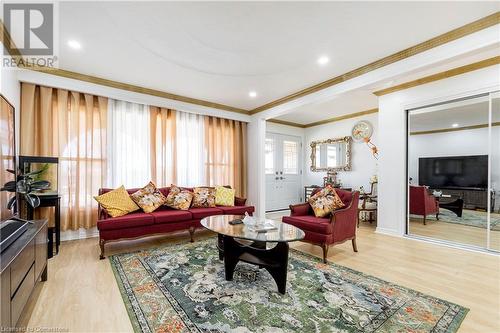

200,215,305,294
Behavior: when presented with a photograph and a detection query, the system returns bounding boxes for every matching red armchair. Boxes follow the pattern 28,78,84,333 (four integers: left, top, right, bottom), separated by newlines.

409,185,440,225
282,189,359,263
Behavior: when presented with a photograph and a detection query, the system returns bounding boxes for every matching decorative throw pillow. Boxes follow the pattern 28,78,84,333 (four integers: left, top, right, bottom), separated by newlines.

164,184,181,206
308,186,345,217
215,186,235,206
170,190,194,210
192,187,216,208
130,181,167,213
94,185,139,218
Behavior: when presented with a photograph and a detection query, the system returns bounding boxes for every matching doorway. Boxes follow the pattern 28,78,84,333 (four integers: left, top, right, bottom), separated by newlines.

265,133,302,212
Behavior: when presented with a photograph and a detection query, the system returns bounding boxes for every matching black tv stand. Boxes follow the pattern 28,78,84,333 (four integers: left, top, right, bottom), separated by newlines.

433,187,495,212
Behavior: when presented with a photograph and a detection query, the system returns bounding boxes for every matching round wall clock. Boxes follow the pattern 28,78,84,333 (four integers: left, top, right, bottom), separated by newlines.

351,120,373,142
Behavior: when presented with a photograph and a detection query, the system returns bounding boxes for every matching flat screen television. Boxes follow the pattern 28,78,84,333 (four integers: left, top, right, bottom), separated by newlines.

418,155,488,190
0,94,16,222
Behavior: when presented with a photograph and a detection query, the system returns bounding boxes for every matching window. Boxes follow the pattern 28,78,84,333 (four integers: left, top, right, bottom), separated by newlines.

283,140,298,174
265,138,274,174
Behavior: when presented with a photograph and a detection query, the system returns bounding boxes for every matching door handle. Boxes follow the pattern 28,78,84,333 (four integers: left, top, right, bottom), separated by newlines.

275,177,279,180
280,177,286,180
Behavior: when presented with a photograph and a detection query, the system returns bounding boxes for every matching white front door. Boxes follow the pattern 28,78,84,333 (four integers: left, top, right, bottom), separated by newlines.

265,133,302,211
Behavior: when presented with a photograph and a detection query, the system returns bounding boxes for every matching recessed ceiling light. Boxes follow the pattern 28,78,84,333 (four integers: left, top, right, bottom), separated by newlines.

452,123,459,128
317,56,329,65
248,91,257,98
67,40,81,50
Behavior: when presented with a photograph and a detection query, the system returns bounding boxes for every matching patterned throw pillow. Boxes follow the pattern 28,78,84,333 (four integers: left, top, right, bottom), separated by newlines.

165,184,181,206
215,186,235,206
94,185,140,218
130,182,167,213
192,187,216,208
308,186,345,217
170,190,194,210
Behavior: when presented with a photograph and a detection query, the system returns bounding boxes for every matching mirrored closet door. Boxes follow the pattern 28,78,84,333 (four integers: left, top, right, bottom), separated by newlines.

407,92,499,252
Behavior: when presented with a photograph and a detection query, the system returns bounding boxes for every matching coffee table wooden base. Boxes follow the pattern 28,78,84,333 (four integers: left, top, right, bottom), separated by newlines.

218,234,289,294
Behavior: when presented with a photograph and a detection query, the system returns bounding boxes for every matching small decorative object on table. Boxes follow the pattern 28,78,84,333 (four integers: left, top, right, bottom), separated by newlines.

242,212,277,233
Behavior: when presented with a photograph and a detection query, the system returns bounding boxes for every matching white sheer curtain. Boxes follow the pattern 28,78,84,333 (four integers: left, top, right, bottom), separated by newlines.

176,111,205,187
107,99,151,188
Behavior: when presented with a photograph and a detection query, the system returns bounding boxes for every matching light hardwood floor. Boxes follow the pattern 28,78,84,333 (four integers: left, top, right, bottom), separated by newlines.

410,217,500,250
19,218,500,333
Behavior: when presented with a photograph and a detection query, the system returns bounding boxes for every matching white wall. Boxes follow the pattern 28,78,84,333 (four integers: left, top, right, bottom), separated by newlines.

408,127,500,211
304,113,378,191
378,65,500,236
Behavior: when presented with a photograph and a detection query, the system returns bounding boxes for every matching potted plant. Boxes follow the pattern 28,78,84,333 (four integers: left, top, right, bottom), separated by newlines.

1,168,51,212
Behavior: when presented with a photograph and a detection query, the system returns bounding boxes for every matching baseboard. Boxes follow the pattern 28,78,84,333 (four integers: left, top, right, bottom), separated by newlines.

375,227,403,237
60,227,99,242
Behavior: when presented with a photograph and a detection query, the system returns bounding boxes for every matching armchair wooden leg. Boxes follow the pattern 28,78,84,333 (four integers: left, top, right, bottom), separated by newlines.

99,239,106,260
189,227,195,243
352,238,358,252
321,244,329,263
436,212,439,220
423,216,426,225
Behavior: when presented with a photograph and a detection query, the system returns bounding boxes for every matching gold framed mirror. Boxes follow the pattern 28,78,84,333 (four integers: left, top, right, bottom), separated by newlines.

310,136,352,172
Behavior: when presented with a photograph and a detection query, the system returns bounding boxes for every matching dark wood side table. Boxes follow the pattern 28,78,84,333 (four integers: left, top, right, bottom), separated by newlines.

24,195,61,258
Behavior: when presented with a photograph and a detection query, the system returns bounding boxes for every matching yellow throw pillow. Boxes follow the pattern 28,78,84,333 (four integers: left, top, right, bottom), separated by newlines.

130,181,167,213
94,186,139,218
192,187,216,208
308,186,345,217
215,186,235,206
170,190,194,210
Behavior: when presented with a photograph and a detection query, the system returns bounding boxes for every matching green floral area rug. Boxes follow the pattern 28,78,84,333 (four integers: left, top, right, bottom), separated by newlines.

110,239,468,333
411,209,500,231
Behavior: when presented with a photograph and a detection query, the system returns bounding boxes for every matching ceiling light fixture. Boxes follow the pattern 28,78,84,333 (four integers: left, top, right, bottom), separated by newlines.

317,56,329,65
249,91,257,98
67,40,82,50
452,123,459,128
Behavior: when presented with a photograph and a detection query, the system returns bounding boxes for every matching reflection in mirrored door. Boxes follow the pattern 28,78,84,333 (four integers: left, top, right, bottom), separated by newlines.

489,91,500,252
407,94,491,249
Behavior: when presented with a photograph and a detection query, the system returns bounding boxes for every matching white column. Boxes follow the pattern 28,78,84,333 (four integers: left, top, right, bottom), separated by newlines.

376,95,407,236
247,116,266,217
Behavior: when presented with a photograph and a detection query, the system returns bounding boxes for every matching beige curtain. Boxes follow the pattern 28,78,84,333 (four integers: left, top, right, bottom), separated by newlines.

21,83,107,231
150,106,176,187
204,116,247,197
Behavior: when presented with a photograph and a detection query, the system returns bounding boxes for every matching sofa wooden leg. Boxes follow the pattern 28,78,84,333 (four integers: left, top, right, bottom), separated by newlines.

423,216,426,225
99,239,106,260
352,238,358,252
189,227,195,243
321,244,329,263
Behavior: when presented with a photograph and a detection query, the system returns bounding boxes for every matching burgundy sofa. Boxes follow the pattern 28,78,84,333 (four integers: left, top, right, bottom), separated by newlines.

96,186,254,259
409,185,439,225
282,188,359,263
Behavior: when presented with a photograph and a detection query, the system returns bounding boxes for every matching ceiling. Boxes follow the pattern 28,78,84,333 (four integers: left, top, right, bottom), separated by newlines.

274,45,500,125
409,95,500,132
57,2,499,111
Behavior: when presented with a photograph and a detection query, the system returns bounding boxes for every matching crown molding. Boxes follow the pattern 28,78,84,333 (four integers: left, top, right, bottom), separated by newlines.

29,67,250,114
410,122,500,136
304,108,378,128
250,12,500,114
374,56,500,96
266,118,306,128
268,108,378,129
